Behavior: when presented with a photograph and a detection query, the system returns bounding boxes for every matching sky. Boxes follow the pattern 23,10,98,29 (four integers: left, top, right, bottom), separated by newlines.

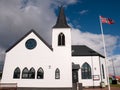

0,0,120,75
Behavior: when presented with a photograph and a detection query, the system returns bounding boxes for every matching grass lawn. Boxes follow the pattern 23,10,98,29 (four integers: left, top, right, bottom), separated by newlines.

110,84,120,88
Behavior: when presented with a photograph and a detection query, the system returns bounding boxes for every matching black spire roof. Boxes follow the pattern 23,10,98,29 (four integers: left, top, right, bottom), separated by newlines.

53,6,70,28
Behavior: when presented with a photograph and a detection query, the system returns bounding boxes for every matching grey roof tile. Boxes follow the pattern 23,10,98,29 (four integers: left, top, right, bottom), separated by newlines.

72,45,104,58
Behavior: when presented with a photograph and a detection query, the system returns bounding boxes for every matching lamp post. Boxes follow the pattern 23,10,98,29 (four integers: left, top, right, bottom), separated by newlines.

109,58,117,84
111,59,116,79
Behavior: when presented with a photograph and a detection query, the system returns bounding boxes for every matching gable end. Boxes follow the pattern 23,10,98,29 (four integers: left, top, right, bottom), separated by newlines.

6,29,53,52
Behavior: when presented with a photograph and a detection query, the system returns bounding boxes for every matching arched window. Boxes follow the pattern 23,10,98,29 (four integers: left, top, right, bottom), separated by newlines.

102,64,105,79
13,67,20,79
55,68,60,79
37,67,44,79
28,67,35,79
58,33,65,46
22,67,29,79
81,62,92,79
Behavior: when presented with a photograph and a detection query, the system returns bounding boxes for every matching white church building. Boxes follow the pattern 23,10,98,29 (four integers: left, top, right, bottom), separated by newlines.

1,6,108,89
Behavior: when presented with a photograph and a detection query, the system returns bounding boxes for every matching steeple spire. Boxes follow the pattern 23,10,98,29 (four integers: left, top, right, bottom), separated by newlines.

53,6,70,28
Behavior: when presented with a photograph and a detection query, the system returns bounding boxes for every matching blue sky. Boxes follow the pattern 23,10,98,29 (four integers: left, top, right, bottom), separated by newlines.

66,0,120,35
63,0,120,55
0,0,120,75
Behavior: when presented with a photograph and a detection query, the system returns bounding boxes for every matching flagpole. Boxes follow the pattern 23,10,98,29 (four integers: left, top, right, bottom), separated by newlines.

99,16,110,90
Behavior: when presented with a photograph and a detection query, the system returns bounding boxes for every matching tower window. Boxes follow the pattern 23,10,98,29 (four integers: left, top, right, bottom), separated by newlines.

58,33,65,46
13,67,20,79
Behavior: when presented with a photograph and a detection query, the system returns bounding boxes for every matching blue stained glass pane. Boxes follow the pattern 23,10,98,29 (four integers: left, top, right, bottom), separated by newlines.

25,39,37,49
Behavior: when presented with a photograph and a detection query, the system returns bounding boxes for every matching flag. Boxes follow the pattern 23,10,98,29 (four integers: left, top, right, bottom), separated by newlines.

100,16,114,24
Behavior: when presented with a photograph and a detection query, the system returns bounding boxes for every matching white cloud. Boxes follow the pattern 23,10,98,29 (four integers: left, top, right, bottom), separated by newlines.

71,28,118,56
52,0,78,6
108,55,120,75
0,0,56,48
0,47,5,62
79,10,88,15
65,0,78,4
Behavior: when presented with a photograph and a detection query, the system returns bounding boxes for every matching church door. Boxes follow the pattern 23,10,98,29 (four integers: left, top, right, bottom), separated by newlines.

72,70,78,83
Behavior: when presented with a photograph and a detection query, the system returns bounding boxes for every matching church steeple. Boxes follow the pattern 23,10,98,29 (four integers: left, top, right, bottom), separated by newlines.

53,6,70,28
52,6,71,54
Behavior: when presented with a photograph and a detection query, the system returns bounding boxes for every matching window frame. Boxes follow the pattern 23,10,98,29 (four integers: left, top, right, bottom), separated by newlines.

25,38,37,50
22,67,29,79
55,68,60,79
81,62,92,79
102,64,105,79
58,33,65,46
28,67,35,79
37,67,44,79
13,67,21,79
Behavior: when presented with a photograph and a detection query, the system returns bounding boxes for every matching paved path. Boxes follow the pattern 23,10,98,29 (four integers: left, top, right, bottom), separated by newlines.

83,87,120,90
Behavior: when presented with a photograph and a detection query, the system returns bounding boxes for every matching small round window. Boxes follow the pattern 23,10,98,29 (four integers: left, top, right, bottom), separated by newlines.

25,38,37,49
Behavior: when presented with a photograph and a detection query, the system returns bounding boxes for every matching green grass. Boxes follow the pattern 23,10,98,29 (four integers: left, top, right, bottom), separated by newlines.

110,84,120,88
